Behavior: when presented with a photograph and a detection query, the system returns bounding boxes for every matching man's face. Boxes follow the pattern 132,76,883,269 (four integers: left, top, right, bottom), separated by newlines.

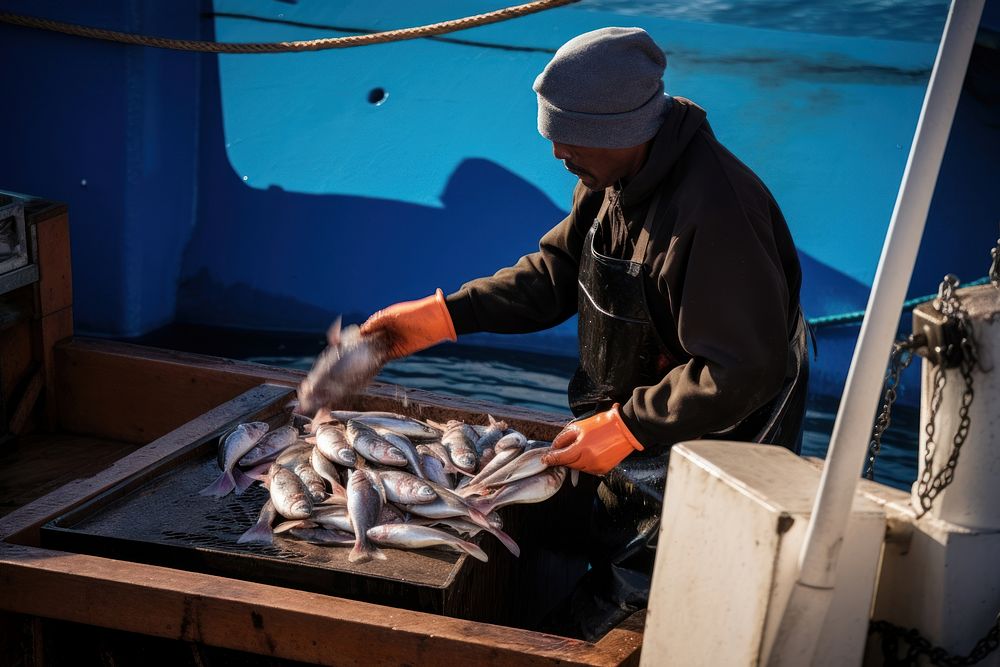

552,141,650,191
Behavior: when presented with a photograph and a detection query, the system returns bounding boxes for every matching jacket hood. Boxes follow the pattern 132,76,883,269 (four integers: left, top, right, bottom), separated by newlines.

619,96,707,207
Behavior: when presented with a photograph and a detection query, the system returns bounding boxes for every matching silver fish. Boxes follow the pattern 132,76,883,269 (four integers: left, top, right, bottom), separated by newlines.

458,446,523,495
380,432,426,479
478,447,496,470
367,524,487,563
441,421,478,473
360,416,442,442
399,481,520,557
317,501,402,531
312,505,354,533
275,443,313,470
470,466,567,515
376,470,437,505
289,527,355,546
268,463,313,520
315,423,357,467
473,415,507,456
464,447,552,494
418,442,465,476
346,420,407,467
311,446,347,501
238,425,298,467
297,319,388,417
295,464,328,503
201,422,270,497
379,503,406,524
418,451,454,489
273,519,317,534
412,516,490,537
494,430,528,452
237,499,277,544
346,469,386,563
329,410,412,421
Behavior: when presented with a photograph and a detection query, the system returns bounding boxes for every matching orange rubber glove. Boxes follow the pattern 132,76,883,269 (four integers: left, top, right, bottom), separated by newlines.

541,403,644,475
359,289,457,360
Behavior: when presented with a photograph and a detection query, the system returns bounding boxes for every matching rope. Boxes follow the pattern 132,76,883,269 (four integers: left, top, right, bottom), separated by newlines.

808,276,991,329
0,0,579,53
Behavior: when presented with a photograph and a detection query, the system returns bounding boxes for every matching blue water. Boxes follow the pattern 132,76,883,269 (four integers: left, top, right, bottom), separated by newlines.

578,0,950,42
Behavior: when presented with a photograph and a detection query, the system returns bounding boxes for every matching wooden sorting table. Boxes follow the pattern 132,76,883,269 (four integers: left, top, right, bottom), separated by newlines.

0,340,645,666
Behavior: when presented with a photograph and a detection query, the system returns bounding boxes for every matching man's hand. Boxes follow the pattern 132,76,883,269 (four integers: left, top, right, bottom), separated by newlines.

359,289,457,361
542,403,644,475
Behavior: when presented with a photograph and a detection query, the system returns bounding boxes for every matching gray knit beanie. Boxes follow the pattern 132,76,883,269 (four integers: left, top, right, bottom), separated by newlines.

533,27,668,148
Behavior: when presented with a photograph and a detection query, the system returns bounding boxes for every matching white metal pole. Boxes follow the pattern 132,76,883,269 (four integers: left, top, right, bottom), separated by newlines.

766,1,985,664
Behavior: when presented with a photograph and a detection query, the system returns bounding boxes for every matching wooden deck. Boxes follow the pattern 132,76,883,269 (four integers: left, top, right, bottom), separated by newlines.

0,432,136,518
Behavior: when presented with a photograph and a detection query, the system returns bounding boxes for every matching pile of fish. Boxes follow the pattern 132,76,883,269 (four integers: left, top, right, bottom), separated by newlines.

201,410,567,564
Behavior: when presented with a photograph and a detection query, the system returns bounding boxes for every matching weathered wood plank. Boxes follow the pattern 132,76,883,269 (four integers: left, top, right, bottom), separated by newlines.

38,307,73,429
0,383,293,544
55,340,275,443
0,315,33,408
20,198,68,226
34,211,72,318
56,338,568,444
0,433,136,518
9,364,43,435
0,542,632,666
594,610,646,667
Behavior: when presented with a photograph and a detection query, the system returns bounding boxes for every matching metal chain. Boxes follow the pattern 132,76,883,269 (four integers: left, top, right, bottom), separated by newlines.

864,336,919,480
991,229,1000,288
869,614,1000,666
913,274,978,518
0,0,579,53
868,270,995,665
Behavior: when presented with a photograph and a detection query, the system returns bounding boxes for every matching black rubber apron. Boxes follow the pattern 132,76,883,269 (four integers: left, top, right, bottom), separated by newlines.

555,189,810,641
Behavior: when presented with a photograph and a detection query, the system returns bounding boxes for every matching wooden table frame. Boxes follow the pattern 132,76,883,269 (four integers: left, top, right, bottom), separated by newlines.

0,339,644,666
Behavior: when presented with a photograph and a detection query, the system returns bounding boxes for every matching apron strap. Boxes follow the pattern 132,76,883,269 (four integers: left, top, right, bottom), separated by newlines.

595,193,612,227
633,188,664,263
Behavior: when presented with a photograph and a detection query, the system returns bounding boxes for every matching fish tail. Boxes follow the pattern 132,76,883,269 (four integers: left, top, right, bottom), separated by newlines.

456,539,489,563
236,521,274,545
486,524,520,558
456,483,483,498
349,539,374,563
244,461,273,480
199,470,236,497
466,507,520,557
233,468,258,495
349,533,387,562
273,519,317,534
467,496,494,517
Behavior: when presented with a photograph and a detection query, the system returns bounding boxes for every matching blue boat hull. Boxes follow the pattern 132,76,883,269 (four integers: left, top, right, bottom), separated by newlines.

1,0,997,405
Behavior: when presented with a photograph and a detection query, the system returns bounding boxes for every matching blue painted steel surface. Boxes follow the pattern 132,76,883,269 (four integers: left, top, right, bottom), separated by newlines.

0,0,997,403
0,0,204,336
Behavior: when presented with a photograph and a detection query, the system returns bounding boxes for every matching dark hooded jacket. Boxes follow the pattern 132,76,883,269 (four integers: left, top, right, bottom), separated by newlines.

445,98,802,450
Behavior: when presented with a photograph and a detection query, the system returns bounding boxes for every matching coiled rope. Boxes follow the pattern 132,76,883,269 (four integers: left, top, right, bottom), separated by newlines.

0,0,578,53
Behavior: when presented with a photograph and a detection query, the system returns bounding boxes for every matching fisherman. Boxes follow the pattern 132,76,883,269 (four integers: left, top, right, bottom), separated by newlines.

358,27,808,639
